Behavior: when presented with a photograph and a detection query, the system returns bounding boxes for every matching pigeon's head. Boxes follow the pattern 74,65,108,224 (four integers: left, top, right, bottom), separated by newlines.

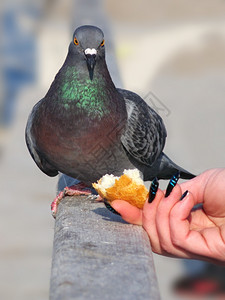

70,25,105,80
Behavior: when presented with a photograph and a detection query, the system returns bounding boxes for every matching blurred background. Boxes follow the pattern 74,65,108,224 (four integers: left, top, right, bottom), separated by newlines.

0,0,225,299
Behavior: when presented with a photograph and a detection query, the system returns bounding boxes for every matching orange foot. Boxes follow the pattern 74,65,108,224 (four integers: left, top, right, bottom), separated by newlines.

51,182,97,218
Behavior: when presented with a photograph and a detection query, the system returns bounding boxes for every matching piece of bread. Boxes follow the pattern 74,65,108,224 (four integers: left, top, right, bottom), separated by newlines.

92,169,149,208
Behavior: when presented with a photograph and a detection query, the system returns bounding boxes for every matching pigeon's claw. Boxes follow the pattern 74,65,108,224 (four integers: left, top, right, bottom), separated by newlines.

51,191,64,218
51,183,94,218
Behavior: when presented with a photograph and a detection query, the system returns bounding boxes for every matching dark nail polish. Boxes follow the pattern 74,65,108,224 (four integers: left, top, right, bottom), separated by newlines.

165,171,180,197
104,199,121,216
180,190,188,200
148,177,159,203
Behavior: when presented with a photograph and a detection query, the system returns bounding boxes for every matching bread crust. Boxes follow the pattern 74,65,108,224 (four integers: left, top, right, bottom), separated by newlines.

93,173,149,208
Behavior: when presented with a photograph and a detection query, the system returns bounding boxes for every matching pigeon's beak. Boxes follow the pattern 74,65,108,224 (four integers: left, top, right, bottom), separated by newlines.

84,48,97,80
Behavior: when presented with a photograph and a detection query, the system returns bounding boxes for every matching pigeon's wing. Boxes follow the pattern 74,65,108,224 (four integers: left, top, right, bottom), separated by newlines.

25,101,58,177
118,88,167,167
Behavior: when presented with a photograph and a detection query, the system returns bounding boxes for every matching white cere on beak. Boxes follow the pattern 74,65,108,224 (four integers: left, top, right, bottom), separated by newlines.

84,48,97,55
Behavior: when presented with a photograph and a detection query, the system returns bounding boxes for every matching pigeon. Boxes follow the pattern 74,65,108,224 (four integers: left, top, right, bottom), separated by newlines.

25,25,195,207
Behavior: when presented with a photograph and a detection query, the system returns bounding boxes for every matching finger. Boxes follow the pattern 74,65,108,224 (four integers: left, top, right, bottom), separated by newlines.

155,185,192,257
169,192,215,258
142,189,164,254
110,200,143,225
203,169,225,217
169,191,194,246
155,185,181,253
179,169,222,205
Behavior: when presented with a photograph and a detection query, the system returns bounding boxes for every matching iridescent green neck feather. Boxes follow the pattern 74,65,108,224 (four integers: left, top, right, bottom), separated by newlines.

59,66,111,119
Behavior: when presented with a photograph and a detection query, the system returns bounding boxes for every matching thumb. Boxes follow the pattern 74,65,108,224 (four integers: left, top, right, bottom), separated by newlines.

110,200,143,225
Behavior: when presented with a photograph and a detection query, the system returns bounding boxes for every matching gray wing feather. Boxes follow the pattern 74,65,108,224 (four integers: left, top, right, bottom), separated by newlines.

118,88,167,166
25,101,58,177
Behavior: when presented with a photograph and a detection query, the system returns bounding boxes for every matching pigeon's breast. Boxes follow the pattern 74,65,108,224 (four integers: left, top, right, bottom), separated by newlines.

33,102,133,184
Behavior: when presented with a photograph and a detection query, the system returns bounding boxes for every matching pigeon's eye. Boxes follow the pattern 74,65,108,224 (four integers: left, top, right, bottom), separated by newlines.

100,39,105,47
74,37,79,45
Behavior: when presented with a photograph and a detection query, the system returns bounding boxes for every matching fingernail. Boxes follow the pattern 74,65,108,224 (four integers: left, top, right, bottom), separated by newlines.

148,177,159,203
104,199,121,216
180,190,189,201
165,171,180,197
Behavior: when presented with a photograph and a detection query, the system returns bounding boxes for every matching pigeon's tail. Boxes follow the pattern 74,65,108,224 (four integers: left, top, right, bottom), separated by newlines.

143,152,195,181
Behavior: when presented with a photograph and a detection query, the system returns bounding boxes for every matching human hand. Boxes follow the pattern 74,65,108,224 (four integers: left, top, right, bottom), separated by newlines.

110,168,225,265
